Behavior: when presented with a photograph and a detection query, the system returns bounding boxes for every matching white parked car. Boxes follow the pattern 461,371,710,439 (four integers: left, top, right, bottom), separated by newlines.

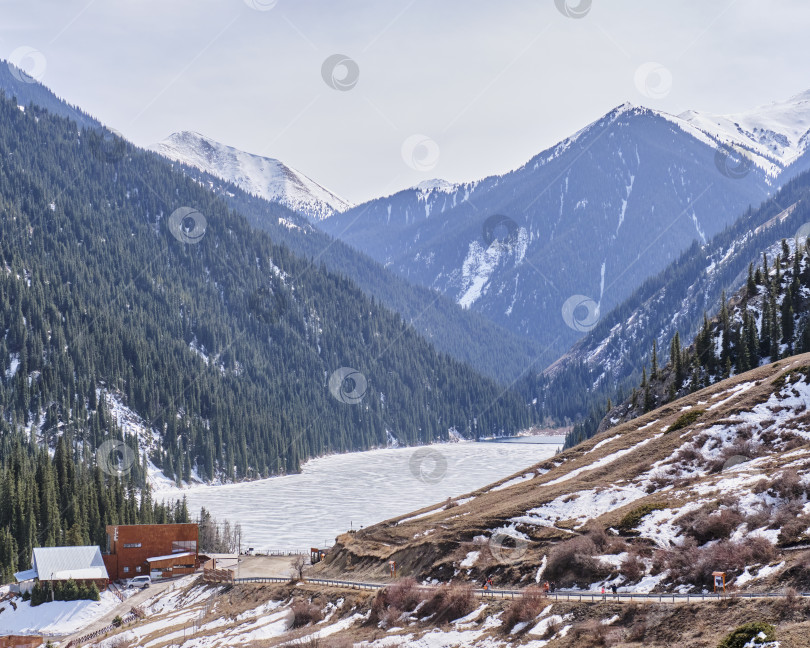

127,575,151,589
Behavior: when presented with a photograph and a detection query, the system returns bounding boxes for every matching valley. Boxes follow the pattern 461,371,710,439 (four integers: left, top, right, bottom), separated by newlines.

2,3,810,646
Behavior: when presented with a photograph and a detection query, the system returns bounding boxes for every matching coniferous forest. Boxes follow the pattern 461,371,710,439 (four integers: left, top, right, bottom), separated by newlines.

565,232,810,447
0,93,534,581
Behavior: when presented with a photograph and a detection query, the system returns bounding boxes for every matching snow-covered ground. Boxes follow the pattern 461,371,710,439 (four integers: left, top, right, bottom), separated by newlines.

153,441,559,550
0,591,119,636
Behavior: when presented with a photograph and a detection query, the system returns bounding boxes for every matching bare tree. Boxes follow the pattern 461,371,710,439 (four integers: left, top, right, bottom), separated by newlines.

291,555,307,581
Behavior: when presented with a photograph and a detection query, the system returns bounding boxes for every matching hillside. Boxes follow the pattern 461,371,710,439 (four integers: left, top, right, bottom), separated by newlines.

165,156,551,384
317,355,810,605
532,167,810,431
49,572,810,648
594,221,810,440
0,94,533,479
0,62,549,386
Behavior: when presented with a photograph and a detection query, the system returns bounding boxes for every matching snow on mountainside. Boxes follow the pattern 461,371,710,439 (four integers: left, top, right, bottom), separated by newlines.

321,103,772,359
150,131,352,221
679,89,810,173
540,167,810,428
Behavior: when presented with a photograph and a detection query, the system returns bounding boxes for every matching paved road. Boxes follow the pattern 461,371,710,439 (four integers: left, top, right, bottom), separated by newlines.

61,559,803,645
228,574,807,604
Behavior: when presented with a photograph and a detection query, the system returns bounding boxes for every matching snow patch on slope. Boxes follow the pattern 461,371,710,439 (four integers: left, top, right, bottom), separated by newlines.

151,131,352,221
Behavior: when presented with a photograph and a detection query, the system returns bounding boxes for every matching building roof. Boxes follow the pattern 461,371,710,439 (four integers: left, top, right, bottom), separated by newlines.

13,568,38,582
32,546,108,582
146,551,195,563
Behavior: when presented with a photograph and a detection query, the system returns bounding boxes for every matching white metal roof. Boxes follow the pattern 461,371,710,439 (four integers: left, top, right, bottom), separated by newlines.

14,568,38,582
146,551,195,563
32,546,108,581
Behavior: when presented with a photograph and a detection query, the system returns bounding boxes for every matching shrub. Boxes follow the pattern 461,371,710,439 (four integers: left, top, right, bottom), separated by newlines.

774,468,806,501
673,443,702,464
620,551,646,583
112,614,123,628
686,507,744,544
778,514,810,545
501,586,546,634
419,585,475,624
618,503,667,531
716,621,775,648
665,537,776,586
666,410,705,433
570,619,609,646
780,587,800,612
370,578,427,626
291,600,323,628
545,537,611,588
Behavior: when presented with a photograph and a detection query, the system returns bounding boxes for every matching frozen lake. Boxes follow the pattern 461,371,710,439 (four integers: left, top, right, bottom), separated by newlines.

154,440,559,550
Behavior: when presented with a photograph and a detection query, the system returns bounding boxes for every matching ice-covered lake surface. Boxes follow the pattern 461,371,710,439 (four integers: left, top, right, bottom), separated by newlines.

154,440,559,550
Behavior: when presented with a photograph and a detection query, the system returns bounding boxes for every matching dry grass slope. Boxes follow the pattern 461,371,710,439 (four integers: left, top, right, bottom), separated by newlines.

315,354,810,596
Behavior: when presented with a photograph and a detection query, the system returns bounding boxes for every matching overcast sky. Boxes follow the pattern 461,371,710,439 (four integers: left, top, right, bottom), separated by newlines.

3,0,810,204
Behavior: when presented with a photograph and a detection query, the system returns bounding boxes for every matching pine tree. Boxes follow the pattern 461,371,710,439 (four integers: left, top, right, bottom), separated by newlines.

781,288,795,349
642,367,653,412
769,295,781,359
670,332,684,387
747,262,756,297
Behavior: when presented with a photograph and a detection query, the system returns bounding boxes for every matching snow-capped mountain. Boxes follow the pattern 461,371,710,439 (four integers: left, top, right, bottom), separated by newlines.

150,131,352,221
679,89,810,174
321,102,774,358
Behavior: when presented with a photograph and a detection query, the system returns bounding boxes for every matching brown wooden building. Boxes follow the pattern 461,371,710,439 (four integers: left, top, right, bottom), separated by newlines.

103,523,199,581
0,636,43,648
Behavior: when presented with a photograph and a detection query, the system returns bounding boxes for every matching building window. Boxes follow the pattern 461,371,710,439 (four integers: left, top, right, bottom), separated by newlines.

136,566,141,572
123,567,129,573
123,543,142,548
172,541,197,553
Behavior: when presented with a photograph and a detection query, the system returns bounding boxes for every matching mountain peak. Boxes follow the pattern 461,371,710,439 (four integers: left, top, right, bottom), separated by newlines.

414,178,457,194
150,131,352,221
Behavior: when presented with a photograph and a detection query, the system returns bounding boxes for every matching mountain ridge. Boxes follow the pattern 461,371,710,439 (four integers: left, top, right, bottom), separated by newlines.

151,130,353,222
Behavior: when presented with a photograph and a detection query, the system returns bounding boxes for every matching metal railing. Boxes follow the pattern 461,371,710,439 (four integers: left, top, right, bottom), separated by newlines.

214,572,810,603
63,609,139,648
